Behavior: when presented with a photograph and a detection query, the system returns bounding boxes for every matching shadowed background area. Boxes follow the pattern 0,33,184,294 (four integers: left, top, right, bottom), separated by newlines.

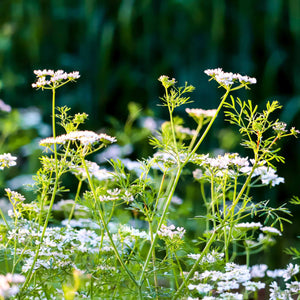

0,0,299,266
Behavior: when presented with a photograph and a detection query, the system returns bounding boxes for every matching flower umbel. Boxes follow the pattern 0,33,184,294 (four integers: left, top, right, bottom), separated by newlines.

32,69,80,89
204,68,257,89
0,153,17,170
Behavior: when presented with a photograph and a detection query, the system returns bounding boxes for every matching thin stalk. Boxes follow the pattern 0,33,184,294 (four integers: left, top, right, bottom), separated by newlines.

81,157,139,288
165,87,179,159
149,221,158,298
68,180,83,223
172,230,217,299
22,175,60,289
151,172,166,220
185,89,230,162
169,249,179,289
188,117,203,152
210,172,216,229
52,89,58,173
138,167,182,285
22,88,60,290
174,252,188,290
0,207,9,228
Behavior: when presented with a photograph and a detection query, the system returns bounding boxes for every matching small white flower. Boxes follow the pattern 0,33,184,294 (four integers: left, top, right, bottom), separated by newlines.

267,269,286,278
188,283,213,294
260,226,282,236
286,281,300,293
40,131,116,147
157,224,185,240
186,108,217,119
217,280,239,292
236,222,262,231
242,281,265,291
250,264,268,278
0,153,17,170
204,68,256,87
219,292,243,300
283,263,299,281
32,69,80,89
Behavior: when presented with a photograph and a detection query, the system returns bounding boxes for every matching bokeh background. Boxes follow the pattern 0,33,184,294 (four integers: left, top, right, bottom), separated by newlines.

0,0,299,266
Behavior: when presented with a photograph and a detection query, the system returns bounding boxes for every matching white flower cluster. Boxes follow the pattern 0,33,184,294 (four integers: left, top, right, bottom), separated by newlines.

5,188,26,203
7,221,143,273
235,222,263,230
157,224,185,240
269,279,300,299
186,108,217,119
201,153,249,170
0,273,25,299
234,222,282,236
188,250,224,264
158,75,176,89
71,161,114,181
0,153,17,170
32,69,80,88
204,68,257,87
196,154,285,187
151,150,190,170
40,131,117,147
189,261,265,298
176,125,197,137
119,225,150,240
61,218,100,229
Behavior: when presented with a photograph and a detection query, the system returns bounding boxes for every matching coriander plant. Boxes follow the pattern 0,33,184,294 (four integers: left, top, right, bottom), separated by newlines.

0,68,299,299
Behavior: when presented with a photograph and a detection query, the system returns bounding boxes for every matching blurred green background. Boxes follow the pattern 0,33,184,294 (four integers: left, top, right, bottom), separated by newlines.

0,0,299,265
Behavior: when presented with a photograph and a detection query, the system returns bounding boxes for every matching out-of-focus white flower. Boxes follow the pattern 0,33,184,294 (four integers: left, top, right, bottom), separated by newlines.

0,99,11,112
158,75,176,89
282,263,299,281
260,226,282,236
0,273,25,298
188,283,213,294
157,224,185,240
218,292,243,300
217,280,239,292
286,281,300,293
0,153,17,170
235,222,263,231
5,188,25,203
242,281,265,291
250,264,268,278
186,108,217,119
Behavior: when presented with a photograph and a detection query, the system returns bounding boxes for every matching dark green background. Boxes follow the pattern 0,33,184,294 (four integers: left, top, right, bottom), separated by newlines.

0,0,299,265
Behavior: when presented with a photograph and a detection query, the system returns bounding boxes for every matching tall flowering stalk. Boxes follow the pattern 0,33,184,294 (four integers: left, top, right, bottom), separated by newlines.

138,69,258,292
22,70,80,288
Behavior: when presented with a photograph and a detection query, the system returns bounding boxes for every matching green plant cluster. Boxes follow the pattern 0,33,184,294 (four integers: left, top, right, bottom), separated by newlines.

0,69,299,299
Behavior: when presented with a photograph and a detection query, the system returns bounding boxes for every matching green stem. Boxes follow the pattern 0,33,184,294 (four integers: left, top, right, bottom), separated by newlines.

210,172,216,229
185,89,230,162
188,117,203,152
68,180,83,223
151,171,166,221
22,175,60,289
172,230,217,299
138,167,182,285
81,157,139,288
0,207,9,229
22,87,60,290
